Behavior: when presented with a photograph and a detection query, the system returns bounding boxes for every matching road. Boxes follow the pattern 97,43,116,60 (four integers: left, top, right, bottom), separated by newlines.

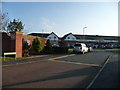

2,49,119,88
90,52,119,88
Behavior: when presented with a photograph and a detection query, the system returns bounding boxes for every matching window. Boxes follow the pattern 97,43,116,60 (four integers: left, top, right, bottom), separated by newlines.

49,37,51,39
54,36,56,39
67,37,70,39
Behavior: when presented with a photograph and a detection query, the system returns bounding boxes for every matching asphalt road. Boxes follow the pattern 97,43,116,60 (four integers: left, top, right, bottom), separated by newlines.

55,50,112,66
90,52,119,88
2,49,119,88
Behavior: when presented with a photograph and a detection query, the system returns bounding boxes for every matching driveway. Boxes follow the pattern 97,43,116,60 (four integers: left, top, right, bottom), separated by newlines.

2,49,118,88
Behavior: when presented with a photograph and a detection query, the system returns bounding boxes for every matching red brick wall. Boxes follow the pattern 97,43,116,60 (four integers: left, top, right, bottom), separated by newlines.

15,32,23,57
22,35,46,47
2,32,47,57
15,32,47,57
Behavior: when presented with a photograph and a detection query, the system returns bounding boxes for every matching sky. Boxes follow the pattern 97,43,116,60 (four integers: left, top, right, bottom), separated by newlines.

2,2,118,37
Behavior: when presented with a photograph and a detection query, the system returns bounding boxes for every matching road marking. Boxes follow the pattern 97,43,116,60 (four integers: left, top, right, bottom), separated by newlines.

3,54,75,67
48,54,100,67
49,59,100,67
48,54,75,60
86,55,112,89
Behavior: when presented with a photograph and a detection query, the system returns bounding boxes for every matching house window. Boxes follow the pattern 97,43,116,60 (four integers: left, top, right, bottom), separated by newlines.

67,37,70,39
54,36,56,39
49,37,51,39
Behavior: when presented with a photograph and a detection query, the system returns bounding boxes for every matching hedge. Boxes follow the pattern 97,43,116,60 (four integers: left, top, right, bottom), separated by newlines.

53,47,68,54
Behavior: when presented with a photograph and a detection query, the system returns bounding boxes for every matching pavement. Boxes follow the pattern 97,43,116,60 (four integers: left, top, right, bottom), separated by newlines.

2,49,119,88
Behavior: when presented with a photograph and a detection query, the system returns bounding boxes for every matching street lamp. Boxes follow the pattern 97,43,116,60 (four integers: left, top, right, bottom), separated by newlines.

83,27,87,40
42,29,44,38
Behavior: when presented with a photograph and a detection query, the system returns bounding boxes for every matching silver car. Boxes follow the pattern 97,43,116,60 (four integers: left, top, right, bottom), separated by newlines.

73,43,89,54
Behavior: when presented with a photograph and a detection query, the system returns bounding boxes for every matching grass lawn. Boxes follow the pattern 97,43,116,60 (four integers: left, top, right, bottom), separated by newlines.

105,49,120,51
0,57,25,61
68,49,73,53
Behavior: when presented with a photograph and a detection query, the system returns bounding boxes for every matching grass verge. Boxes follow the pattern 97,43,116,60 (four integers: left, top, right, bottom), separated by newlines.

68,49,73,53
0,57,25,61
105,49,120,51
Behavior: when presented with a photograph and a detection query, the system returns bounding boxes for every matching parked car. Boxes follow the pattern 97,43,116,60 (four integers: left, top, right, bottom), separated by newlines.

73,43,89,54
88,46,93,52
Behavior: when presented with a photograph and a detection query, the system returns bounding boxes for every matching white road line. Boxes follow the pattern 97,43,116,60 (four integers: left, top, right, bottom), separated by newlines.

49,59,100,67
86,55,112,89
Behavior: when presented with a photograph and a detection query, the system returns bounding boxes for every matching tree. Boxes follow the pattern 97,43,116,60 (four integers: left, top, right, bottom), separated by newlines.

0,13,9,32
32,37,43,53
43,40,53,54
7,19,24,32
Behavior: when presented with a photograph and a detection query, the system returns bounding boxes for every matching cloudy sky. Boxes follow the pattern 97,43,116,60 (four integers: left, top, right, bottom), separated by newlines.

2,2,118,36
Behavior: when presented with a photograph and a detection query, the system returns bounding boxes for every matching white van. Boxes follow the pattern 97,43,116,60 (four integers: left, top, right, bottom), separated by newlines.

73,43,89,54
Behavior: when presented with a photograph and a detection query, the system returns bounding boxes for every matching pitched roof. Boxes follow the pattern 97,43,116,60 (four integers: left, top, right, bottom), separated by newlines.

28,32,59,38
50,32,59,38
62,33,119,40
28,33,50,38
61,33,73,40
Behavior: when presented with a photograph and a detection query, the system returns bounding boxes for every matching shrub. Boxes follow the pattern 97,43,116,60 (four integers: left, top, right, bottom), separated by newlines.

32,37,43,53
42,40,53,54
23,49,29,57
53,47,68,54
22,41,30,57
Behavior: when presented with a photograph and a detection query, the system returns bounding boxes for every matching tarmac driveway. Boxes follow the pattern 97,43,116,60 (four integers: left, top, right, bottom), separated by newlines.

51,50,112,66
2,49,116,88
3,60,100,88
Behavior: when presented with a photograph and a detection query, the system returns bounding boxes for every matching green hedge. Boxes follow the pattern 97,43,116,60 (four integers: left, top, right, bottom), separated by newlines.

53,47,68,54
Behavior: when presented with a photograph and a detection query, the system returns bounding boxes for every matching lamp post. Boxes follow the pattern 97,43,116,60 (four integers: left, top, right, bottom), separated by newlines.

42,29,43,38
83,27,87,40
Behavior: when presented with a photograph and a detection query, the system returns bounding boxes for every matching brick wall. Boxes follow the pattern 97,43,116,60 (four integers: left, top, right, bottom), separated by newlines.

2,32,47,57
16,32,47,57
2,32,15,54
15,32,23,57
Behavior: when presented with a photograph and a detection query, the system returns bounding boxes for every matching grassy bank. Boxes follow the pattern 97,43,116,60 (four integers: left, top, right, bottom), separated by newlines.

105,49,120,51
0,57,25,61
68,49,73,53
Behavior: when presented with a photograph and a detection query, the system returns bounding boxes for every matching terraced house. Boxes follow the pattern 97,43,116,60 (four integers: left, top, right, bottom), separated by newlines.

29,32,119,48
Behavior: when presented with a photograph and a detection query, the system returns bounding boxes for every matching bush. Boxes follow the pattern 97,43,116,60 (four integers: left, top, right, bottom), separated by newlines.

23,49,29,57
22,41,30,57
42,40,53,54
32,37,43,53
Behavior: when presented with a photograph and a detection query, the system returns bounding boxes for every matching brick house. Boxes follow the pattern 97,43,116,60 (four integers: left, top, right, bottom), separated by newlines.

2,31,46,57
